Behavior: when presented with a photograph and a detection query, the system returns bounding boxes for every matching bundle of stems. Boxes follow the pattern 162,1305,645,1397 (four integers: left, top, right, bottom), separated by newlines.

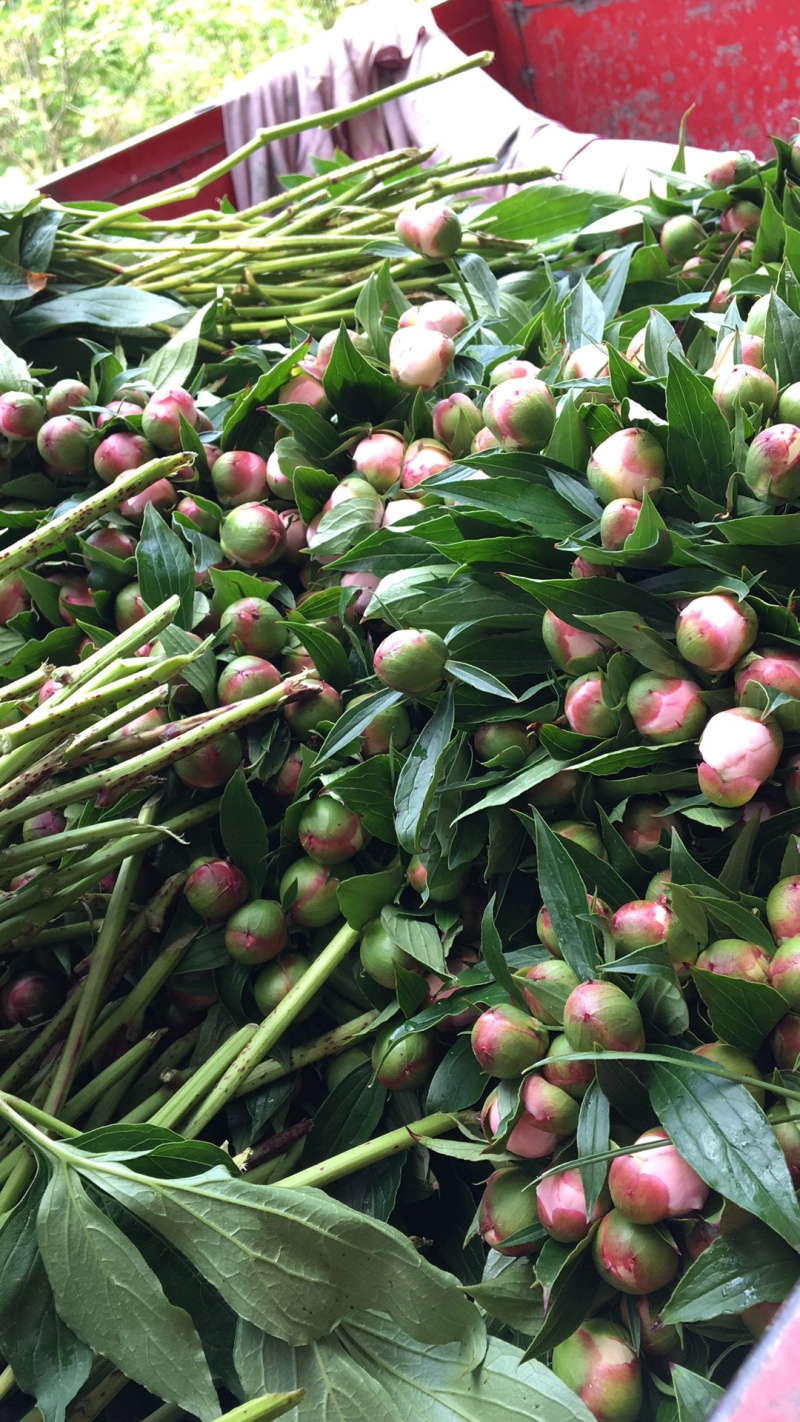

38,51,550,340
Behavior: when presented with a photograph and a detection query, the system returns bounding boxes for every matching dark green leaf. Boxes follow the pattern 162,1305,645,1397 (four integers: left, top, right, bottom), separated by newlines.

305,1062,388,1165
315,687,405,766
427,1036,489,1112
665,352,732,503
381,906,447,975
458,253,501,316
394,687,455,853
325,757,397,843
480,895,526,1007
219,769,269,896
691,969,789,1057
16,288,185,339
337,868,403,930
577,1082,610,1216
765,293,800,388
531,809,599,981
445,660,516,701
663,1221,800,1323
137,502,194,630
143,301,215,387
565,276,605,349
323,325,399,423
524,1232,598,1359
287,616,352,690
672,1366,723,1422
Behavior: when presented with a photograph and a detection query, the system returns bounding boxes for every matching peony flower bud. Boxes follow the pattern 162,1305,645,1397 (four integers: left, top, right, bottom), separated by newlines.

483,377,556,450
119,479,177,523
736,648,800,730
382,497,426,527
587,428,665,505
344,691,411,756
0,572,28,625
563,981,645,1054
220,597,288,658
359,918,416,989
211,450,268,507
0,391,45,441
744,424,800,501
432,392,483,456
401,436,452,489
676,594,757,674
284,682,342,743
482,1091,557,1159
473,719,534,764
564,672,620,738
696,937,771,982
521,1070,579,1135
593,1208,680,1293
216,654,280,705
552,1321,641,1422
609,1129,708,1223
660,214,705,262
767,936,800,1009
553,820,607,858
478,1169,542,1257
278,372,331,412
279,856,352,927
520,959,580,1024
373,627,449,695
184,858,248,921
768,1099,800,1183
471,1003,548,1077
395,200,462,259
773,1013,800,1070
571,556,613,579
609,899,698,976
351,431,406,493
563,344,609,381
627,673,707,744
706,151,754,189
536,1166,610,1243
174,733,242,790
297,795,365,864
489,358,540,386
220,503,286,568
46,379,90,417
528,769,581,813
541,610,612,675
389,327,454,391
400,298,467,337
542,1032,595,1098
697,707,782,807
253,953,320,1020
224,899,287,965
710,330,765,378
713,364,777,427
720,200,761,234
37,414,94,474
599,498,642,550
371,1025,437,1091
695,1041,765,1103
0,973,61,1024
778,382,800,425
767,876,800,945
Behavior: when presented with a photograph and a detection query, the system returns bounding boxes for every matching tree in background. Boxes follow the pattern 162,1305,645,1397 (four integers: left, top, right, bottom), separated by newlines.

0,0,364,180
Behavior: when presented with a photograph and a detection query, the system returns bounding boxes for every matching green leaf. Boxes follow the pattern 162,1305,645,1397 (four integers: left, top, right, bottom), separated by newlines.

427,1036,490,1112
85,1164,482,1351
647,1056,800,1250
671,1366,724,1422
458,253,501,315
137,502,194,630
208,567,279,612
158,623,217,707
531,809,598,981
337,868,403,931
665,352,732,504
663,1221,800,1323
690,968,789,1056
143,300,215,387
222,347,305,450
323,325,400,424
15,288,185,339
394,686,455,853
219,768,269,896
480,895,526,1007
326,758,397,843
546,393,591,470
565,276,606,349
445,660,517,701
290,466,338,524
765,293,800,387
525,1233,598,1359
381,906,447,975
464,1256,544,1335
0,335,32,393
287,617,352,690
271,404,342,464
315,687,405,766
305,1062,388,1166
36,1166,219,1420
580,610,684,676
507,573,674,634
0,1172,91,1422
577,1082,610,1217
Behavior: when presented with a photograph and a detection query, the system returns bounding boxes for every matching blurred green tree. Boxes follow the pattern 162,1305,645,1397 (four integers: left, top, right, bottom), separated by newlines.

0,0,363,180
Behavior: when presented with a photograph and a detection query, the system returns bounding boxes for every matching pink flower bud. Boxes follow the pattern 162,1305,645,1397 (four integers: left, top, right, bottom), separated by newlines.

710,330,765,377
553,819,607,858
220,504,286,568
660,214,705,262
706,151,753,189
97,398,144,427
483,1092,557,1159
767,876,800,945
184,858,248,921
552,1321,641,1422
0,973,61,1025
625,328,647,368
399,299,467,338
593,1208,680,1293
352,431,405,493
471,1003,548,1077
483,377,556,450
0,573,28,624
58,579,94,626
93,432,155,483
373,627,448,695
395,200,462,260
627,672,707,744
571,556,613,579
696,1040,765,1103
432,393,483,455
225,899,288,966
119,479,177,522
371,1026,437,1092
713,364,777,426
174,733,242,790
283,683,342,743
609,899,698,976
599,498,642,550
297,795,365,864
744,424,800,501
401,437,452,489
278,372,331,412
536,1166,610,1243
527,769,581,813
489,358,541,387
564,672,620,738
264,451,294,500
280,856,351,927
141,387,197,450
609,1128,708,1223
563,344,609,381
520,959,579,1024
587,428,665,505
217,654,280,705
619,796,676,855
114,582,147,631
211,450,268,507
521,1070,579,1135
36,414,94,474
768,1099,800,1183
710,278,733,313
773,1013,800,1071
543,1032,595,1098
699,938,773,984
541,610,612,675
382,498,426,528
563,981,645,1054
778,382,800,424
675,594,757,673
768,936,800,1009
720,200,761,235
736,648,800,730
389,328,454,392
697,707,782,807
0,391,45,440
45,379,90,417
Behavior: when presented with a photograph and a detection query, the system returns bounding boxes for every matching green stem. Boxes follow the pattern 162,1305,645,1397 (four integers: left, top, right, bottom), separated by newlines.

181,922,360,1137
234,1010,377,1096
211,1393,304,1422
74,53,492,234
82,933,197,1061
279,1111,454,1190
445,256,479,321
43,798,160,1115
0,820,163,877
1,654,191,751
149,1025,257,1128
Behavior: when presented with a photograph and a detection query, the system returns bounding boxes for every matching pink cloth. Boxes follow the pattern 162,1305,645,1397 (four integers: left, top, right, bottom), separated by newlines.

221,1,720,208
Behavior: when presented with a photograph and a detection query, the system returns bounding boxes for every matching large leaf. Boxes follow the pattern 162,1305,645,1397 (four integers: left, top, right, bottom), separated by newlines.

143,299,215,387
576,1081,610,1216
531,809,599,980
663,1221,800,1323
647,1055,800,1249
671,1367,723,1422
304,1064,387,1166
690,968,789,1056
220,768,269,896
15,288,185,338
427,1036,489,1113
315,688,405,766
36,1166,220,1420
136,502,195,630
394,687,454,854
665,353,732,503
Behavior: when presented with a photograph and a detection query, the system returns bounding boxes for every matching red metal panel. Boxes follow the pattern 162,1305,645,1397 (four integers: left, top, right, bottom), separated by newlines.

485,0,800,156
433,0,510,91
706,1280,800,1422
42,107,234,219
